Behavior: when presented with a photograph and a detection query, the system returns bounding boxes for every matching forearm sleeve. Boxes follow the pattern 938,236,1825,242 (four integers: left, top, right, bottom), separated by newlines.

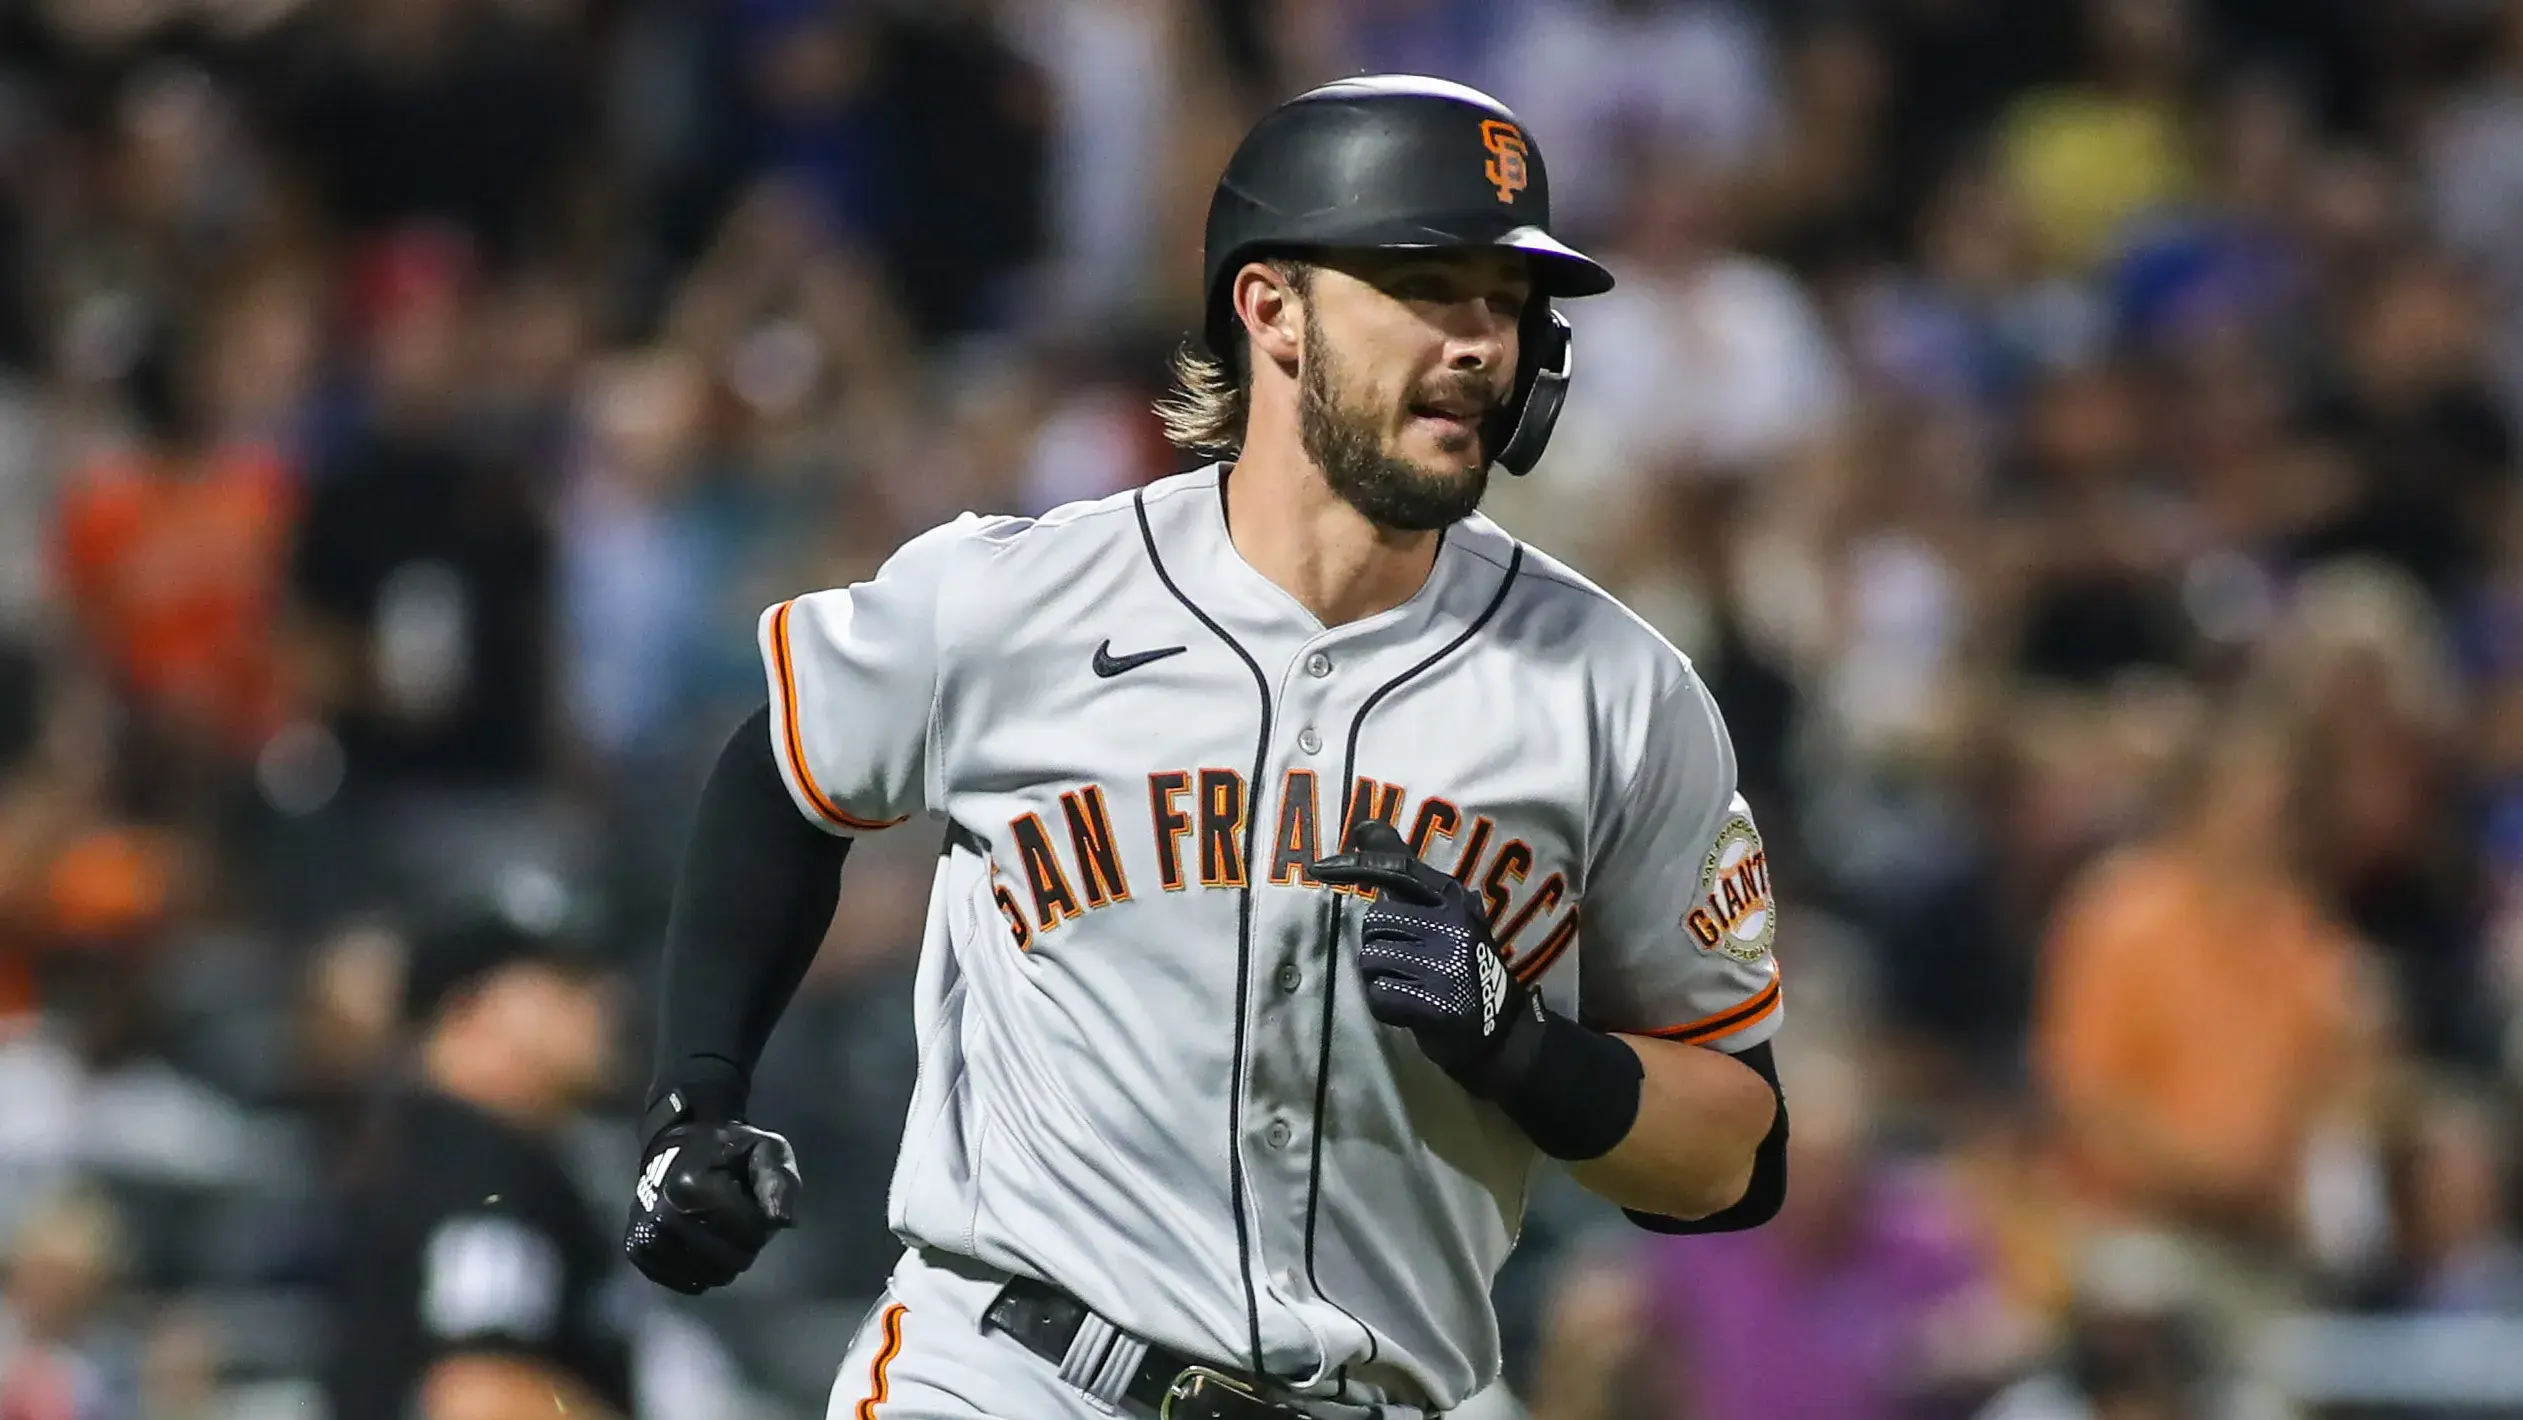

648,704,849,1121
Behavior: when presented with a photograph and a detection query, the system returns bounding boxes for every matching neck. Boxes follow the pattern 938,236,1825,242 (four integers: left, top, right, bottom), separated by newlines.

1224,421,1445,628
423,1031,559,1132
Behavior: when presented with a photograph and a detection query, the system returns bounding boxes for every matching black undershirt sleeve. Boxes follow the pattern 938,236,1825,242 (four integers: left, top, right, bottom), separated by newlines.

1623,1040,1788,1234
647,704,849,1123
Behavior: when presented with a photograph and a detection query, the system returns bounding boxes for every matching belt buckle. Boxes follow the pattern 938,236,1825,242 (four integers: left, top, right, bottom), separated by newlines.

1159,1366,1270,1420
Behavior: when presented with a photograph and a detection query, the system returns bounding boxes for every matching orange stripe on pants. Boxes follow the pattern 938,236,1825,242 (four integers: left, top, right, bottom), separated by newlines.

857,1302,909,1419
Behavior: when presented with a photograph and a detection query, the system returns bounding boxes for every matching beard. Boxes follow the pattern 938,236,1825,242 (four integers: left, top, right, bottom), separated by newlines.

1297,314,1492,533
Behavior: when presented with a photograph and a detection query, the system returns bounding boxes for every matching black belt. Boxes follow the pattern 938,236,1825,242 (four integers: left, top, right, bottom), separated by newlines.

983,1273,1296,1416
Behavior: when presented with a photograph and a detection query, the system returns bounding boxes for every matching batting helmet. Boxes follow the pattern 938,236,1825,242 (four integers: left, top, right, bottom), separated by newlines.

1201,75,1614,476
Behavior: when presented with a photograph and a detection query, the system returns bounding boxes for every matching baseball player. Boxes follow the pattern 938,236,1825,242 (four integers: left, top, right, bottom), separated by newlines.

622,76,1789,1420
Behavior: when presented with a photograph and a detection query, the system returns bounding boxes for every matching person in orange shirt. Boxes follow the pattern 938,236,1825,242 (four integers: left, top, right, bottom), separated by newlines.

54,444,296,762
0,647,192,1028
2034,700,2368,1260
51,274,311,782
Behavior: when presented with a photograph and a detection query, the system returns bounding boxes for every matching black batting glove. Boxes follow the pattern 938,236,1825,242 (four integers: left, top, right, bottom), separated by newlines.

1312,820,1548,1093
623,1089,801,1295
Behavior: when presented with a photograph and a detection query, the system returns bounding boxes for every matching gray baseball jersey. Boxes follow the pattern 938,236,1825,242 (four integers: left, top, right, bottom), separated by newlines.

762,465,1781,1412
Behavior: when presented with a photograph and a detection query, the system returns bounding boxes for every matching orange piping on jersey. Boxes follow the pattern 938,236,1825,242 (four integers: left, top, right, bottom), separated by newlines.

771,600,910,832
857,1301,908,1418
1641,975,1781,1046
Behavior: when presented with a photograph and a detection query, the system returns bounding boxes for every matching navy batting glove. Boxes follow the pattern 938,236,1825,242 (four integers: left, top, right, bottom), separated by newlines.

1312,820,1546,1091
623,1091,800,1295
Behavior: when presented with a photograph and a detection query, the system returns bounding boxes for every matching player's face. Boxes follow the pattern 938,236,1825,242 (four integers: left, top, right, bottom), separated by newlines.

1298,249,1530,531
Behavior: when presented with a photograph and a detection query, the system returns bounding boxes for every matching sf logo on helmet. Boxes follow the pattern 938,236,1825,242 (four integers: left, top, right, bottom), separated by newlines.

1480,120,1529,204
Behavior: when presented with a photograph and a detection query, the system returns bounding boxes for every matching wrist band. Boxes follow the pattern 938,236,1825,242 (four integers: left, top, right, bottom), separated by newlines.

1477,1010,1642,1162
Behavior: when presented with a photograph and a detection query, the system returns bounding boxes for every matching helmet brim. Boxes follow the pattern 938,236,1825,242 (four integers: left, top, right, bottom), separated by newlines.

1275,224,1615,299
1494,226,1615,297
1199,223,1614,359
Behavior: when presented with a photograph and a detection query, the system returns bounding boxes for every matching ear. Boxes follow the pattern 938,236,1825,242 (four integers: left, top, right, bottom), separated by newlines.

1231,262,1304,370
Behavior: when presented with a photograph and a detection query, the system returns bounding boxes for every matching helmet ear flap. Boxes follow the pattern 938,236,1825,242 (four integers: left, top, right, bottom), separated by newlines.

1487,306,1573,477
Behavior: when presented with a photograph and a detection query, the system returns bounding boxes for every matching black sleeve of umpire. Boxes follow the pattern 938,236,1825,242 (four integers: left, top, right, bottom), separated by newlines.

1622,1041,1788,1234
648,704,849,1124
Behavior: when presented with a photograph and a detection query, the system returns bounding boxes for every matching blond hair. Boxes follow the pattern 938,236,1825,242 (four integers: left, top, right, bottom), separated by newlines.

1152,344,1249,457
2254,556,2461,738
1152,259,1313,458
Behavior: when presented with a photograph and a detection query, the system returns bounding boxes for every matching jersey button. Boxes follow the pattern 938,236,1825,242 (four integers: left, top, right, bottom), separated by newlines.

1276,963,1302,992
1297,728,1322,755
1305,652,1333,678
1265,1119,1293,1149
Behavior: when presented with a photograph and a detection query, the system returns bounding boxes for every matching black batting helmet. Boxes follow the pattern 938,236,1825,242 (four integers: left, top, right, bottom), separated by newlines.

1200,75,1614,476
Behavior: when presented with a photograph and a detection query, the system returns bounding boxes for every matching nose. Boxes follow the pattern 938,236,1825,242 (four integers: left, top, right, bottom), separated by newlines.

1440,299,1513,376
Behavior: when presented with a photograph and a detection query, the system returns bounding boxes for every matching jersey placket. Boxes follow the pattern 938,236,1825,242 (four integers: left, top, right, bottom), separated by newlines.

1237,635,1370,1383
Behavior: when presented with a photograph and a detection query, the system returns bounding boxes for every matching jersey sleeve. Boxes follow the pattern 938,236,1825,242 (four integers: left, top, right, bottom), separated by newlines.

760,516,984,834
1577,669,1782,1053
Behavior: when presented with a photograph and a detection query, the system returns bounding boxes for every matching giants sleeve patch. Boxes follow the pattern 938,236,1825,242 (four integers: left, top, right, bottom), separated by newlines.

1684,810,1773,965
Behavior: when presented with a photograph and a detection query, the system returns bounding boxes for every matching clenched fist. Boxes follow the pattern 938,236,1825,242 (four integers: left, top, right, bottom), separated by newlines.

1312,819,1545,1092
623,1094,800,1295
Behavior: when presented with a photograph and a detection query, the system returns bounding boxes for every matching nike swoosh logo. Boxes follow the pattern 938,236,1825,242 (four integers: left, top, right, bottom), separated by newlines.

1093,640,1188,678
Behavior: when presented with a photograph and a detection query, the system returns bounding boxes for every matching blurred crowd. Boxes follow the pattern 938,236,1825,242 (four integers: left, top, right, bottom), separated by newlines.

7,0,2523,1416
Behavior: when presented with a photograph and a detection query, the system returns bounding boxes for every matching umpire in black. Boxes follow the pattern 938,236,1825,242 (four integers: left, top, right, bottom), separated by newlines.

327,907,635,1420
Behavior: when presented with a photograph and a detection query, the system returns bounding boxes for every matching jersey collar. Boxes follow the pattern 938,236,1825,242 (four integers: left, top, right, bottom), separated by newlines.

1151,463,1500,654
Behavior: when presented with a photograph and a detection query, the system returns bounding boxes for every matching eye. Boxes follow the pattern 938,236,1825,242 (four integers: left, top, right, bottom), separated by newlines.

1391,274,1452,303
1489,290,1530,321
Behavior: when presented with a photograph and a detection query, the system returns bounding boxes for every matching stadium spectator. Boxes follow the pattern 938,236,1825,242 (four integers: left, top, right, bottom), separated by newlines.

0,1187,136,1420
268,0,590,261
51,270,305,802
1976,1230,2289,1420
2034,699,2371,1315
281,226,562,918
1524,1047,2033,1420
327,908,632,1420
1997,0,2202,275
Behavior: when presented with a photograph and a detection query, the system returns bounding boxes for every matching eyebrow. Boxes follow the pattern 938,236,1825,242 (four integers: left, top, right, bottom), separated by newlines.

1382,259,1532,290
